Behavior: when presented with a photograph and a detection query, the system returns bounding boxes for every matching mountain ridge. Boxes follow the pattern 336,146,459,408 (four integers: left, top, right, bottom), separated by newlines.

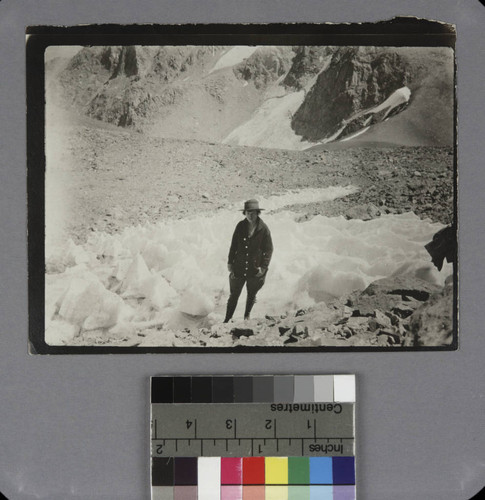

49,44,454,148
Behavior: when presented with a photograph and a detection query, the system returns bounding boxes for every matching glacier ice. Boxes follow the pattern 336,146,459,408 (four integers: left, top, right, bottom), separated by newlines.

45,188,452,344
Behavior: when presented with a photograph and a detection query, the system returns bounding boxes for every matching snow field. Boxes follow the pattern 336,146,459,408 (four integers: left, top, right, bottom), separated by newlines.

223,91,309,150
223,82,412,150
209,46,261,74
339,87,411,143
45,188,452,345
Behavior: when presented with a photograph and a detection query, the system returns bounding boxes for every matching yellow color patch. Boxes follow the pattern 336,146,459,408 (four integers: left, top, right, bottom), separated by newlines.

266,486,289,500
265,457,289,485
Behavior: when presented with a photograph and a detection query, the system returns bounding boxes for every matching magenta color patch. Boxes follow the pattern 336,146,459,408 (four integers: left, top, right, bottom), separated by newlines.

333,485,356,500
221,485,243,500
174,485,197,500
221,457,243,485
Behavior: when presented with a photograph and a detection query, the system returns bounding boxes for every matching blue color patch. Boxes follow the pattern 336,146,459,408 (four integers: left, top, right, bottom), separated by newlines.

309,485,333,500
309,457,332,485
332,457,355,485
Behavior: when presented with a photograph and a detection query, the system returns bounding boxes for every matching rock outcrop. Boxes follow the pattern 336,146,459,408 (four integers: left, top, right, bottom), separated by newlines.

291,46,454,145
233,46,294,89
405,283,454,346
60,46,228,129
291,47,408,141
129,274,454,349
49,44,454,147
282,46,333,90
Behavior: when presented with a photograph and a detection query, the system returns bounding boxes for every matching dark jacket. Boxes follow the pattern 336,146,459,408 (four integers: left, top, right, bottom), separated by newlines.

228,218,273,278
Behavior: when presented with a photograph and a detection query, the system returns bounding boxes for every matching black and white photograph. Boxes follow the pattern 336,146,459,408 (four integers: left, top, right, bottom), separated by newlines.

28,23,457,352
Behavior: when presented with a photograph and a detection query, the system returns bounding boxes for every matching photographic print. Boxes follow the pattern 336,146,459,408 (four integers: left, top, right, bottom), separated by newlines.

28,22,457,352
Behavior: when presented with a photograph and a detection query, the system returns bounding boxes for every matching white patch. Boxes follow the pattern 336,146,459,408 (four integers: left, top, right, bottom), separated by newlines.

372,86,411,117
209,46,261,74
223,91,311,150
340,127,371,142
336,86,412,143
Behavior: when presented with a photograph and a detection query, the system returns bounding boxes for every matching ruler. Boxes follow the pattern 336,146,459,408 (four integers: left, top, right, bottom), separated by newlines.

150,375,356,500
152,402,354,457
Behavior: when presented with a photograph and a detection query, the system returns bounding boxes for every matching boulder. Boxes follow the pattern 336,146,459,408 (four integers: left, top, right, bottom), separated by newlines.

278,326,291,335
350,275,441,317
376,330,402,345
368,309,393,331
362,275,441,301
405,284,454,346
346,317,369,333
344,203,381,221
292,324,309,338
210,323,233,338
231,328,255,339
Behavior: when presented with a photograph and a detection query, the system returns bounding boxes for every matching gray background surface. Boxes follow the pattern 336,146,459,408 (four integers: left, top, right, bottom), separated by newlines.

0,1,483,499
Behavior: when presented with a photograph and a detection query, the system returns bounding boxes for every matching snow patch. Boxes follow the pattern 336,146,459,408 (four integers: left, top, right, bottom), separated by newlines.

372,86,411,117
223,91,311,150
235,186,359,211
58,277,132,330
340,127,371,142
337,86,412,143
180,289,215,316
209,46,261,74
45,188,451,345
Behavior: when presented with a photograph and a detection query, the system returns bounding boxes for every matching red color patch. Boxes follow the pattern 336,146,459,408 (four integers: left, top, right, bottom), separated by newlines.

243,457,265,485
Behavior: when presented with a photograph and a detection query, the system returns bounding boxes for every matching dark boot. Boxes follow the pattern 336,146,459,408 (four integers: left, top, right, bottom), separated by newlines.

244,295,256,320
224,296,238,323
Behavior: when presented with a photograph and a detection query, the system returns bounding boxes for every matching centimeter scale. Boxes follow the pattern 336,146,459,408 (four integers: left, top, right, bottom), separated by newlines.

151,375,356,500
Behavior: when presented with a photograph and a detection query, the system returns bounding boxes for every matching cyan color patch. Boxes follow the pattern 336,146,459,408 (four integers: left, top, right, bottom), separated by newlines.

309,457,332,485
309,485,333,500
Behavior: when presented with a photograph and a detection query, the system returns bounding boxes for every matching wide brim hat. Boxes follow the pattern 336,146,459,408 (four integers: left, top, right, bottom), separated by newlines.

240,199,265,211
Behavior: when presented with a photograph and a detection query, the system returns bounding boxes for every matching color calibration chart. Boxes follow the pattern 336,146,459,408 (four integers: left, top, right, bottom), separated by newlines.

151,375,356,500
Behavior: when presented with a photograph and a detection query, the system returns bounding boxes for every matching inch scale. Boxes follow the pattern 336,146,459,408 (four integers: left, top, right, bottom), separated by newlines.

151,402,354,457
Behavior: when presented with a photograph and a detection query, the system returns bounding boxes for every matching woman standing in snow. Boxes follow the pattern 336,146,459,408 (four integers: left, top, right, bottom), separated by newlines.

224,199,273,322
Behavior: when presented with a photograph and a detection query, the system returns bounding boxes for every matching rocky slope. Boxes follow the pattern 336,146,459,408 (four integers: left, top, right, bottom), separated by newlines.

72,275,453,348
233,46,294,89
48,115,454,245
62,46,227,128
50,44,454,148
292,46,454,145
282,46,334,90
191,275,454,348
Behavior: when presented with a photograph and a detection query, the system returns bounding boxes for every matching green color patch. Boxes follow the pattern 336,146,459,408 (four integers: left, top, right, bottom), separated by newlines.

288,485,310,499
288,457,310,485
